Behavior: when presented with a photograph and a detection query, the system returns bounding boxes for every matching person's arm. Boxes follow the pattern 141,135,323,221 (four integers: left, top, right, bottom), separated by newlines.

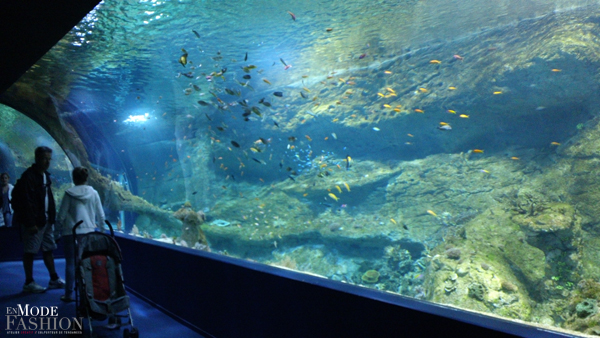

56,193,70,236
21,173,37,229
94,192,106,231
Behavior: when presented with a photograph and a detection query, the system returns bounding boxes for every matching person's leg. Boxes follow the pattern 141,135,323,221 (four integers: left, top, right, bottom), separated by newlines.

42,250,57,277
62,235,75,298
23,253,34,284
5,212,12,227
22,226,46,293
41,223,64,289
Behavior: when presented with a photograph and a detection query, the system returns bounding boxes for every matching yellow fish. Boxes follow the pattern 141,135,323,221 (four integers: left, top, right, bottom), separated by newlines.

343,182,350,192
386,93,398,97
414,109,424,113
263,79,272,85
407,134,414,137
473,149,484,153
393,108,401,112
493,91,503,95
440,122,449,126
551,142,560,146
419,88,428,93
390,218,397,225
448,86,457,90
179,54,188,67
384,70,393,74
328,193,339,201
429,60,441,64
320,163,327,168
551,69,562,72
386,87,396,93
303,87,311,92
511,157,520,160
332,118,339,122
447,110,456,114
459,114,469,118
336,185,342,193
383,104,392,108
427,210,438,217
303,193,308,197
377,93,385,97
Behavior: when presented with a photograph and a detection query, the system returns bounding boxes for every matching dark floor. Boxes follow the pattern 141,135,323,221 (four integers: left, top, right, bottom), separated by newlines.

0,259,208,338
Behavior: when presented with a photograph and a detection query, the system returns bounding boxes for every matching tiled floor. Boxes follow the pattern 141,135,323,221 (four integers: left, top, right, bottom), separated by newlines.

0,259,208,338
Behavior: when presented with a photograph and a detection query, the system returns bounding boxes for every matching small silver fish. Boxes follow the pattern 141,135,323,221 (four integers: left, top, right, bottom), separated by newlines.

438,124,452,131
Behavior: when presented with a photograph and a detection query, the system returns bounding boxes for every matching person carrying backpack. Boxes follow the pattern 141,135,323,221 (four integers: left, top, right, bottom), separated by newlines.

12,146,65,293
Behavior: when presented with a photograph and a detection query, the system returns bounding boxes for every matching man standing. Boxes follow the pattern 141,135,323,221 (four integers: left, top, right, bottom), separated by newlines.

12,146,65,293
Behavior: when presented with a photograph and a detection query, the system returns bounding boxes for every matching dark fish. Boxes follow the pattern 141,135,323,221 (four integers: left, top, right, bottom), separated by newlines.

216,126,225,132
231,175,236,181
225,88,236,95
273,92,283,97
259,137,269,144
261,101,271,107
238,99,249,107
213,156,216,163
403,224,409,230
221,67,227,74
242,111,252,117
252,157,263,164
291,171,298,175
231,141,241,148
259,97,265,103
244,52,248,61
198,100,210,106
212,56,223,61
286,167,292,171
243,75,251,79
181,72,194,78
274,121,280,127
280,58,287,66
288,175,296,182
193,84,201,91
192,30,200,38
346,155,351,170
300,91,308,99
205,113,212,121
287,11,296,21
251,106,262,116
244,117,250,121
288,136,297,142
359,53,367,59
192,191,198,195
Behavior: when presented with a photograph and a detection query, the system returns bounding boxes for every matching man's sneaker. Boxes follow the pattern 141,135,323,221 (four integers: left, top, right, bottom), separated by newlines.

23,281,46,293
48,278,65,289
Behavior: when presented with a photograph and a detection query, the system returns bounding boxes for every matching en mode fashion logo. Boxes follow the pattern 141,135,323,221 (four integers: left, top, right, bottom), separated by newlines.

5,304,83,335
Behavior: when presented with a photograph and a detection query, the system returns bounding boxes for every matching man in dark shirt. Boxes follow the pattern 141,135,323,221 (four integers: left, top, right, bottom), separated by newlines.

13,146,65,293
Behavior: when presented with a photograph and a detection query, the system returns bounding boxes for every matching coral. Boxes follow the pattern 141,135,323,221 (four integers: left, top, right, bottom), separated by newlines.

444,248,461,260
272,256,298,270
362,270,380,284
468,283,486,301
501,280,519,293
576,299,598,318
173,202,208,247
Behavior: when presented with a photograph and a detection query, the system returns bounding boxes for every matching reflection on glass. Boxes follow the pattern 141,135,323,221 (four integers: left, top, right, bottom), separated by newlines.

4,0,600,335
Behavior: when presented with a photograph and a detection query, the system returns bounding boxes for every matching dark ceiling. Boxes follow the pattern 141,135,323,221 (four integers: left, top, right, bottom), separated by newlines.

0,0,101,95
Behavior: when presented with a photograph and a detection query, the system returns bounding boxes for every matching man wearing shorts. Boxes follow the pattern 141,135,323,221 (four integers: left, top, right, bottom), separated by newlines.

13,146,65,293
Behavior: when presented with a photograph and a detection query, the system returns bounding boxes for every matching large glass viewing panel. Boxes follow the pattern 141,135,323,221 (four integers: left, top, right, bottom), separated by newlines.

4,0,600,335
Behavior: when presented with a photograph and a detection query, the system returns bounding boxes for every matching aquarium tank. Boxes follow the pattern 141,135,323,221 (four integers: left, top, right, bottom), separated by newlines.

4,0,600,335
